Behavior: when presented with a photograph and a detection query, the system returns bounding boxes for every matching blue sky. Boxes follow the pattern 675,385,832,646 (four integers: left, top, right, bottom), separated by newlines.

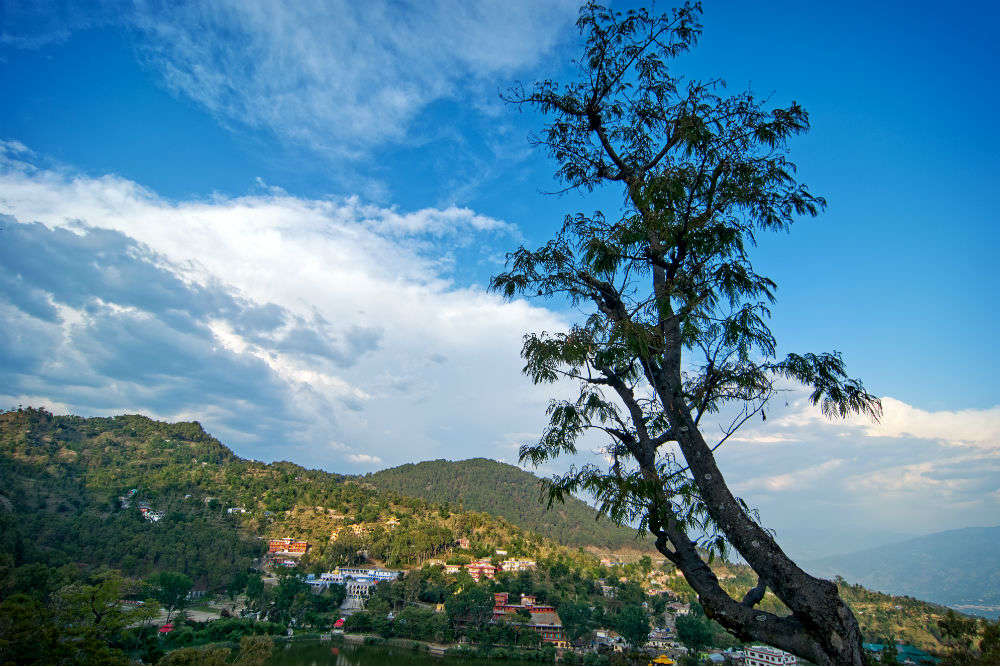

1,0,997,559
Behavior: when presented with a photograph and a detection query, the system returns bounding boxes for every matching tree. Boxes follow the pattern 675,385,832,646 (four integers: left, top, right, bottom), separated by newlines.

980,619,1000,665
445,584,495,634
235,635,274,666
676,611,714,652
491,3,881,664
614,604,650,649
881,638,899,665
938,609,978,663
148,571,193,622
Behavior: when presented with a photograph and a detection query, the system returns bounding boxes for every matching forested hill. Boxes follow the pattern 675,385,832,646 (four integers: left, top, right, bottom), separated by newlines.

0,408,554,590
364,458,654,553
806,526,1000,619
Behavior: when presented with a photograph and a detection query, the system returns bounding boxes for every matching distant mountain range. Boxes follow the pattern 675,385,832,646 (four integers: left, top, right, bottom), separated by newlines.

806,525,1000,618
364,458,655,553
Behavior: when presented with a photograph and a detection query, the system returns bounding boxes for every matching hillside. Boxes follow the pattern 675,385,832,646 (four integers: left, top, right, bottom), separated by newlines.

364,458,655,553
0,408,555,589
806,526,1000,618
0,408,977,658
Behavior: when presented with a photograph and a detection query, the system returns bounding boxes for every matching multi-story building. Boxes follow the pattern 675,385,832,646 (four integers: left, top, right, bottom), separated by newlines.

466,560,497,581
740,645,797,666
268,537,308,555
492,592,567,647
500,558,536,572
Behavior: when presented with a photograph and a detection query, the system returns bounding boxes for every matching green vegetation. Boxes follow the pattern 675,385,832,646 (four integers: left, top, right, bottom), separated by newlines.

365,458,655,553
2,406,996,665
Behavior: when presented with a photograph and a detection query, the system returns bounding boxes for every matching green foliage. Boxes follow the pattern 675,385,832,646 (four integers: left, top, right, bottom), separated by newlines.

445,584,495,632
235,635,274,666
612,605,650,648
157,643,231,665
149,571,193,620
676,603,734,652
0,569,156,665
366,458,654,552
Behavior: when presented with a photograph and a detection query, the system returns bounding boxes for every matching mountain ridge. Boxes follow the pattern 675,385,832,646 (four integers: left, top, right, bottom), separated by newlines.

806,525,1000,618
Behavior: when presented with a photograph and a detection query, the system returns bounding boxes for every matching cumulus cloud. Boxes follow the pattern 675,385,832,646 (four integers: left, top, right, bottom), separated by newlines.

718,389,1000,558
129,0,577,157
768,394,1000,450
0,150,564,470
347,453,382,465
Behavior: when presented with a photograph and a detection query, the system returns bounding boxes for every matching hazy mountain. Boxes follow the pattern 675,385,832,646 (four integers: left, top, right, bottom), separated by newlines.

364,458,655,553
806,525,1000,618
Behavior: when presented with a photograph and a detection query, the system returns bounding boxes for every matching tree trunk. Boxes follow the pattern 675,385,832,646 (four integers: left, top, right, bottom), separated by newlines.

657,402,863,664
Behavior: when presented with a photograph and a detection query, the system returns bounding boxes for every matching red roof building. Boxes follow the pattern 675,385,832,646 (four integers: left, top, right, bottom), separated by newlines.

492,592,566,647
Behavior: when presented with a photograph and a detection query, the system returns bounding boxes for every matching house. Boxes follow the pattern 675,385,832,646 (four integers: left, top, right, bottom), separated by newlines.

227,507,247,514
445,564,463,574
158,623,174,635
500,558,536,572
466,560,497,581
491,592,567,647
600,558,624,567
666,602,690,616
740,645,797,666
645,628,674,651
594,628,627,652
139,507,163,522
456,537,471,549
495,549,507,556
268,537,308,556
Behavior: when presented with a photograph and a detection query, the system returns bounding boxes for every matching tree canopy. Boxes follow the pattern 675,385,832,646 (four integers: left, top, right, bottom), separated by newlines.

491,2,881,663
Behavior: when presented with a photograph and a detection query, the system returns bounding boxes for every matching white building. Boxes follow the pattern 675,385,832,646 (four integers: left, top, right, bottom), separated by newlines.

741,645,797,666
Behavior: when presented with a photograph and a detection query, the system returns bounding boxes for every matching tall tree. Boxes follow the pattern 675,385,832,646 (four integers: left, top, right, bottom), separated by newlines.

491,3,881,664
148,571,193,623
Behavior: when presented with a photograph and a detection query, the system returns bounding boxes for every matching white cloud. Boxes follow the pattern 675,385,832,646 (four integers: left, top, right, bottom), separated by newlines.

772,394,1000,450
737,459,846,493
857,397,1000,449
347,453,382,465
0,151,565,470
130,0,578,157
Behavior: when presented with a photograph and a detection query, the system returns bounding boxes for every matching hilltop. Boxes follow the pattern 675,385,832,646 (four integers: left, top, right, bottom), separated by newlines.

364,458,656,554
806,526,1000,619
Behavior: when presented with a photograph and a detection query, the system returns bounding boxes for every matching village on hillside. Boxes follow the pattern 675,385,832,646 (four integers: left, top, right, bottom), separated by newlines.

113,482,943,666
